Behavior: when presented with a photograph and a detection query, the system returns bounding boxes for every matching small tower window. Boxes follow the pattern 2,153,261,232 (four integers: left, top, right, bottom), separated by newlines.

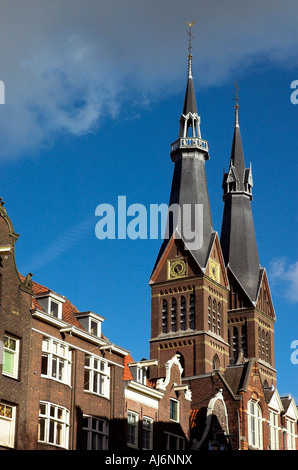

241,323,248,358
212,354,220,371
189,294,195,330
217,302,221,336
208,296,212,331
232,326,238,361
171,298,177,332
162,299,168,333
180,296,186,331
212,300,216,333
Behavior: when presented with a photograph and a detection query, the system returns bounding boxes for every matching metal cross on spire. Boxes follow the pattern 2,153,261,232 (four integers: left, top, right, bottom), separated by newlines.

186,21,195,78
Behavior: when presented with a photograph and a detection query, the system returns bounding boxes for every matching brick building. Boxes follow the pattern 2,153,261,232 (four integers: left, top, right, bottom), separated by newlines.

0,29,297,451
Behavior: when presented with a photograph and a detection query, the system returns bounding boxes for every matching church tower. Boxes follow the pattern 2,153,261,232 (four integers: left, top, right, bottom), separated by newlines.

149,24,229,380
220,86,276,387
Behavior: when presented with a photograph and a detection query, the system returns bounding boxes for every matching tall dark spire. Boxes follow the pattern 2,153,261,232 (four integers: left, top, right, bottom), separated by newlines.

152,22,214,273
220,84,260,303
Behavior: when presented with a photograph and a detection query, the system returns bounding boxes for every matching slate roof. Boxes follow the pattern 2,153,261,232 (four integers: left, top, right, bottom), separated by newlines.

220,122,261,303
151,58,214,275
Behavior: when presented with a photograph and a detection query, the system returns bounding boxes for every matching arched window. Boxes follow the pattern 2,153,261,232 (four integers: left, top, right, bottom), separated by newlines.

232,326,238,361
212,354,220,371
241,323,248,358
171,298,177,332
208,296,212,331
265,332,269,363
248,400,263,449
212,300,216,333
261,329,265,360
189,294,195,330
162,299,168,333
217,302,221,336
180,296,186,331
258,327,262,358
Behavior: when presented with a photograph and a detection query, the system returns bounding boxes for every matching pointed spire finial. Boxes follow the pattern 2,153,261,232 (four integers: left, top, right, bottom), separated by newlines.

234,80,239,128
186,21,195,78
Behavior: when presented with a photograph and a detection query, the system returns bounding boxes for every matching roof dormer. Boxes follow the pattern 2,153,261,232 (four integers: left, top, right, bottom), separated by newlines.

129,359,158,385
35,291,66,319
74,311,105,338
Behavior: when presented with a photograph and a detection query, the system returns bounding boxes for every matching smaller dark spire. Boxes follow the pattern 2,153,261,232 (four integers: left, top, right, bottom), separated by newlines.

220,85,260,303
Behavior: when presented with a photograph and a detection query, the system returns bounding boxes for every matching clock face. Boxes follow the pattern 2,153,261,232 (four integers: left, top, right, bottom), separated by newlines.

209,259,220,282
169,259,187,279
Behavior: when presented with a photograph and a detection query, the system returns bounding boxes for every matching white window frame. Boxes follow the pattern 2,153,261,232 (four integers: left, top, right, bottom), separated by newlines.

170,398,179,422
269,410,279,450
41,337,72,385
84,354,110,398
82,415,109,450
248,399,263,449
286,418,296,450
38,401,69,449
127,411,139,449
137,367,147,385
142,416,153,450
2,334,19,379
165,432,185,450
37,294,63,319
0,403,16,448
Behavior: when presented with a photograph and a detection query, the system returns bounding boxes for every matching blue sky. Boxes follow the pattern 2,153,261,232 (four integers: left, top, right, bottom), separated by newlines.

0,1,297,401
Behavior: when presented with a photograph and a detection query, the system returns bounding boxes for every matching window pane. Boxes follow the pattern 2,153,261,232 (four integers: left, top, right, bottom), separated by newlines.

56,423,62,446
39,418,45,441
90,321,97,335
3,350,14,375
41,354,48,375
50,301,59,317
49,420,55,443
52,356,57,378
84,369,90,391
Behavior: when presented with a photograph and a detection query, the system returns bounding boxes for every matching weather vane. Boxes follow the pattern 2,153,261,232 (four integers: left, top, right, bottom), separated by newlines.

234,80,239,108
186,20,195,57
234,81,240,126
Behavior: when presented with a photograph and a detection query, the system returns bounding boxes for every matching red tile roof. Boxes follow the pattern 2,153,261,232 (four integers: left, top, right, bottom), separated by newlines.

123,354,134,380
19,273,85,330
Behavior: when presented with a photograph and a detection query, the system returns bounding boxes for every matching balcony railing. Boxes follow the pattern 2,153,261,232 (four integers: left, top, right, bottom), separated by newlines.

171,137,209,153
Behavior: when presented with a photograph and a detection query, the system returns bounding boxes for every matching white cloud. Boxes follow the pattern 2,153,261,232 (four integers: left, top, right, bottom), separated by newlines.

269,258,298,303
0,0,298,158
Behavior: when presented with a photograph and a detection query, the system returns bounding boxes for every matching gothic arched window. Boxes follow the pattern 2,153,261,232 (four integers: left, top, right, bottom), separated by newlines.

180,296,186,330
217,302,221,336
162,299,168,333
212,300,216,333
189,294,195,330
233,326,238,360
241,323,248,358
171,298,177,332
208,296,212,331
212,354,220,371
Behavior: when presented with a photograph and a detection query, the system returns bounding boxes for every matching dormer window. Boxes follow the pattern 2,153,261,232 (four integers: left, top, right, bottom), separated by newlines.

75,312,105,338
137,367,147,385
35,292,65,320
50,300,59,318
128,359,158,385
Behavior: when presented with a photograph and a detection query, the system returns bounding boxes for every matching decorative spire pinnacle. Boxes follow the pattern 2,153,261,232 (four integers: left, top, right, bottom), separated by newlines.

186,21,195,78
234,80,239,128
